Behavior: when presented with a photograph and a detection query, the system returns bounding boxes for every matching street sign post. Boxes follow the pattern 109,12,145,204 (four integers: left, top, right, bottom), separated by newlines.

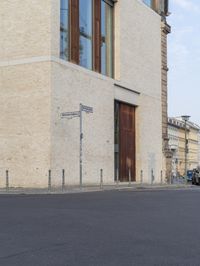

61,111,80,119
81,104,93,114
61,103,93,187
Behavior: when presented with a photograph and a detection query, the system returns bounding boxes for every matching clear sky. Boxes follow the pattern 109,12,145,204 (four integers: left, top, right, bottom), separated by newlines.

168,0,200,125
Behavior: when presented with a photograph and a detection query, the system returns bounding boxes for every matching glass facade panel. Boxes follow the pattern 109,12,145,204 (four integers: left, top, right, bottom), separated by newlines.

60,0,69,60
80,36,92,69
79,0,93,70
101,1,113,77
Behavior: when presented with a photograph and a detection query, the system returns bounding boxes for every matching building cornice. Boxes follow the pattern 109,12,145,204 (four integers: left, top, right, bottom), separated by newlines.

161,22,171,34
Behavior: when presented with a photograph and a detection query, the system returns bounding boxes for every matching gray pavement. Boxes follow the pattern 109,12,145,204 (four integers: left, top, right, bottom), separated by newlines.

0,189,200,265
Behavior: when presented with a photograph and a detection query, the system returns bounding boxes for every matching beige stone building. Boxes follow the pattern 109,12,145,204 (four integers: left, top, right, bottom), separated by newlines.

168,117,200,177
0,0,170,188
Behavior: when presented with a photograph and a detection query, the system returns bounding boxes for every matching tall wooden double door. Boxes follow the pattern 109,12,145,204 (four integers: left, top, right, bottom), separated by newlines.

115,102,136,182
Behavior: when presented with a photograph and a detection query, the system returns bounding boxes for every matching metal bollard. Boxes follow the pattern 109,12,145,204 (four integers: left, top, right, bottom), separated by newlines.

140,170,143,184
116,168,119,186
62,169,65,191
48,170,51,191
161,170,163,184
6,170,9,191
151,169,154,185
170,174,172,185
100,169,103,189
129,168,131,187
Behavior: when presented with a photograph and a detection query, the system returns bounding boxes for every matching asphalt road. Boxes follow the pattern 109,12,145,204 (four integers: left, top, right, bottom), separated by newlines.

0,189,200,266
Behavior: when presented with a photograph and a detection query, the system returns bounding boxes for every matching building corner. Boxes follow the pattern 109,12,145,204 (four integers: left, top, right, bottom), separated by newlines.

161,17,172,182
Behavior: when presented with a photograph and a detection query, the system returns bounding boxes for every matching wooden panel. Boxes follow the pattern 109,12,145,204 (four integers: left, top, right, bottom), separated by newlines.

152,0,159,12
70,0,79,64
94,0,101,72
119,103,136,182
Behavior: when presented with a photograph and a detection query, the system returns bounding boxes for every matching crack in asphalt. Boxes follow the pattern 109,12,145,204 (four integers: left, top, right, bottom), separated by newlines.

0,242,68,260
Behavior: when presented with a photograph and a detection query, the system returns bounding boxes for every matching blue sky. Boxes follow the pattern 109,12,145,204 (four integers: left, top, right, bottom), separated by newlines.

168,0,200,125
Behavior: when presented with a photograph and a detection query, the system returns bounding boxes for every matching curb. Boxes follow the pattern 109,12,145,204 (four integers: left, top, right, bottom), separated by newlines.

0,184,197,195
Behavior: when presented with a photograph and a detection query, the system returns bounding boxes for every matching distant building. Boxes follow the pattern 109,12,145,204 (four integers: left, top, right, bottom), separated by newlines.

168,117,200,176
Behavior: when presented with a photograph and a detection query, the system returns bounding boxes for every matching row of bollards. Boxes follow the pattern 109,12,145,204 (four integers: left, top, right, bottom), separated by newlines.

2,168,166,192
2,169,67,192
48,169,66,192
114,168,164,186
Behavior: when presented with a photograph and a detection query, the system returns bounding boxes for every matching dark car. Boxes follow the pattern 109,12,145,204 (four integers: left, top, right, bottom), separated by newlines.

192,169,200,185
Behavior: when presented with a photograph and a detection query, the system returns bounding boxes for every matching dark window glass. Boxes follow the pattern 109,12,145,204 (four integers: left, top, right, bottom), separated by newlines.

60,0,69,60
79,0,93,70
101,1,113,77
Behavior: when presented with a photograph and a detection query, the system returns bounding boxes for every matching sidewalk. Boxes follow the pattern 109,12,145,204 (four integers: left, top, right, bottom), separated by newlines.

0,182,196,195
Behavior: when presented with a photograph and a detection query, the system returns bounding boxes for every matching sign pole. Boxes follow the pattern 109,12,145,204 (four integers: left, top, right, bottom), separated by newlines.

61,103,93,188
80,103,83,188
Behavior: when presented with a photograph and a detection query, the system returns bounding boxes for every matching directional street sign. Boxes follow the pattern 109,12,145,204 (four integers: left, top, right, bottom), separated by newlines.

61,103,93,187
81,105,93,113
61,111,80,118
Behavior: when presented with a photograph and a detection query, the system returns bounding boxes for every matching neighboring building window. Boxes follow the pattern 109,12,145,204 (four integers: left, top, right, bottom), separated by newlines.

60,0,114,78
142,0,169,16
60,0,69,60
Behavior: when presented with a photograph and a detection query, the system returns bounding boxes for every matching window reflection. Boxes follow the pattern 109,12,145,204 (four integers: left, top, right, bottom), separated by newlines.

60,0,69,60
101,1,113,77
143,0,152,7
79,0,92,70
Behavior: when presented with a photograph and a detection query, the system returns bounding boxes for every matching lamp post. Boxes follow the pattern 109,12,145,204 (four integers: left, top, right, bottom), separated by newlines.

181,115,190,185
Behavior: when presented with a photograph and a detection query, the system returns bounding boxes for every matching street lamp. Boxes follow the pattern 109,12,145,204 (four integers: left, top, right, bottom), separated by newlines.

181,115,190,185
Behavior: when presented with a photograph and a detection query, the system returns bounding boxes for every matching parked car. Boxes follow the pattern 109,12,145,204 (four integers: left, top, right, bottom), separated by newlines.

187,170,193,182
192,169,200,185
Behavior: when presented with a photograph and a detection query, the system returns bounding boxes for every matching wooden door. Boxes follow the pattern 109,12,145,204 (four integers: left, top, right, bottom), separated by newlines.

119,103,136,182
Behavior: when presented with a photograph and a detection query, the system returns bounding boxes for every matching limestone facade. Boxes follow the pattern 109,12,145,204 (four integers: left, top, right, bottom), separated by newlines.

0,0,169,187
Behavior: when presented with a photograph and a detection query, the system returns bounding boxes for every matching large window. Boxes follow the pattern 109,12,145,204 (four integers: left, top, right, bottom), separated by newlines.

60,0,114,78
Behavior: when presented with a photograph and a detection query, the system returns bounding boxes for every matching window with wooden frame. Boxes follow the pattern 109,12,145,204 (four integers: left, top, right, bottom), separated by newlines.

60,0,114,78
